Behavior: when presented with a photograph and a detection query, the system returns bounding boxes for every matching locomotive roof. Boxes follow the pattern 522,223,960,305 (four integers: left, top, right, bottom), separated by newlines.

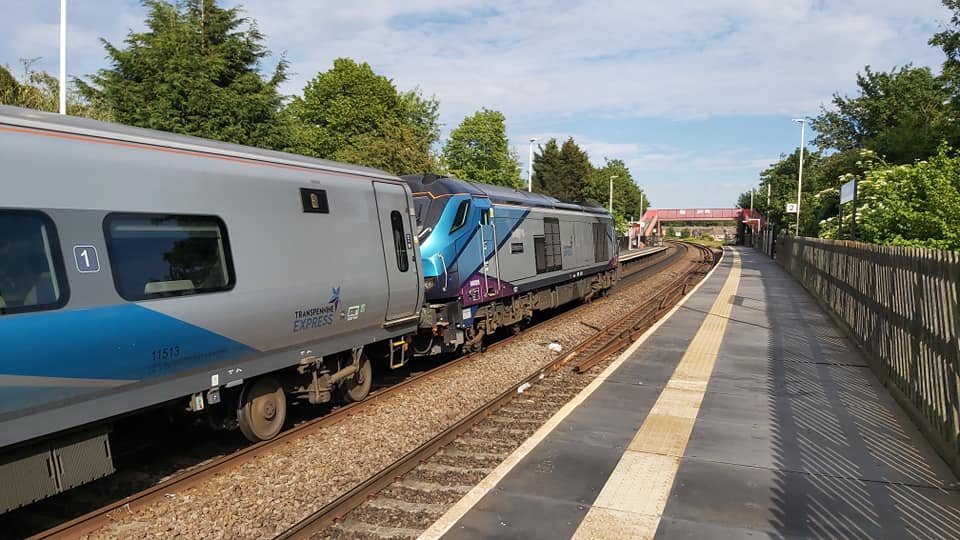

0,105,398,181
401,173,611,217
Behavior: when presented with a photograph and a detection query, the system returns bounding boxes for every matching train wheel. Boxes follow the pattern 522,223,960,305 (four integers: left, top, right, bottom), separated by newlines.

237,377,286,442
341,355,372,403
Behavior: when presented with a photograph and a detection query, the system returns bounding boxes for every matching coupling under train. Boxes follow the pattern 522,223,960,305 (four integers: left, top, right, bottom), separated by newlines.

0,105,616,513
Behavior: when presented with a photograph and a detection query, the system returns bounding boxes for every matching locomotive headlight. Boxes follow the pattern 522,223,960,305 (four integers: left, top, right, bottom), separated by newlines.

424,277,436,290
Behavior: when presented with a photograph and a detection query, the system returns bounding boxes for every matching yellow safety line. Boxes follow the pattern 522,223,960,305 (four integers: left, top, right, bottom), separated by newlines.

419,249,731,540
572,250,742,540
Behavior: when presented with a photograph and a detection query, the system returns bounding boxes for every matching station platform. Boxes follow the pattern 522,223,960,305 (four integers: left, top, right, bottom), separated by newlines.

619,245,667,263
424,247,960,539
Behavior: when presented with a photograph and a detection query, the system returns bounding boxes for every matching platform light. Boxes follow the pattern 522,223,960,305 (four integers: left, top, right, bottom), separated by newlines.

59,0,67,114
527,138,537,192
792,118,806,234
609,175,618,213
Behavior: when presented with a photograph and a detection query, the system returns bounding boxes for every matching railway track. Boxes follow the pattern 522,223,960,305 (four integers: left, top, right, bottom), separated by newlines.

27,242,713,540
571,243,715,373
276,242,717,540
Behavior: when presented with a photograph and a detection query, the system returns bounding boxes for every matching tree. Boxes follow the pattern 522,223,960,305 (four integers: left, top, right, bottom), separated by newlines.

744,148,827,236
333,117,438,175
1,60,109,119
558,138,593,202
931,0,960,99
532,138,563,196
810,65,957,164
442,108,521,188
77,0,290,149
292,58,439,174
584,158,647,232
1,61,55,111
532,137,592,201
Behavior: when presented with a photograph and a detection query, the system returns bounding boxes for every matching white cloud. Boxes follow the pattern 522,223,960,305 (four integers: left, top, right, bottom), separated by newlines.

0,0,951,206
2,1,947,121
232,0,950,123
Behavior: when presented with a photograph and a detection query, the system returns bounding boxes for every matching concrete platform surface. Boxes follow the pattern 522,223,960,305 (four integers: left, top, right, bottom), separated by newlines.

426,247,960,540
619,246,668,262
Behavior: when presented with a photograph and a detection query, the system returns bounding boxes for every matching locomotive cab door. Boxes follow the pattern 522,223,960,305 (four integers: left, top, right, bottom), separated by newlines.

373,181,421,321
475,199,501,297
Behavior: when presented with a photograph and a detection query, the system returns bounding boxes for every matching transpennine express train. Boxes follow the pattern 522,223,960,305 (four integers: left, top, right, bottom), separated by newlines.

0,105,616,512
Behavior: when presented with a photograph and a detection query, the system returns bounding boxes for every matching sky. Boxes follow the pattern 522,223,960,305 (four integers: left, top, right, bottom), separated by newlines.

0,0,953,208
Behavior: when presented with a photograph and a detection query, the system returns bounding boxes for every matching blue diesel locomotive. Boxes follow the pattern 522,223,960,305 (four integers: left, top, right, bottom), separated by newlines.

402,174,617,354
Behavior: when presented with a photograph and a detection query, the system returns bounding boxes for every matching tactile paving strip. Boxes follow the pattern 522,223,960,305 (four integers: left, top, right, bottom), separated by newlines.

572,251,743,538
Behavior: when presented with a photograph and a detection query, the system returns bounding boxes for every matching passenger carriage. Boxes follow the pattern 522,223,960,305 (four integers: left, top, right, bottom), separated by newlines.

0,106,422,512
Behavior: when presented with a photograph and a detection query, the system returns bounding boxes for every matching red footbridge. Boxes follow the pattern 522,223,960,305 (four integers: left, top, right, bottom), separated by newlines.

628,207,766,246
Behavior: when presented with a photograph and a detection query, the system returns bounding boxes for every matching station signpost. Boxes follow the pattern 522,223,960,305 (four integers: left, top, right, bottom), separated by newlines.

840,179,857,240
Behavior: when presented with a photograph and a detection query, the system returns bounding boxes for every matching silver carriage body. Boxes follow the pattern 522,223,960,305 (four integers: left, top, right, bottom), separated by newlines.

0,106,423,511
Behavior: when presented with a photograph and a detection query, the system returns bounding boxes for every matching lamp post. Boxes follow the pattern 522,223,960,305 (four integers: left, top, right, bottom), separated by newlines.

608,175,618,213
792,118,806,235
59,0,67,114
750,188,754,212
527,138,537,192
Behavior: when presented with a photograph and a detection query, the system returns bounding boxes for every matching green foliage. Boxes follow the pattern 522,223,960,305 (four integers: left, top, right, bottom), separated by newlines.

533,137,592,202
931,0,960,98
741,17,960,249
532,139,562,194
295,58,400,156
77,0,289,149
852,146,960,250
442,108,521,188
810,65,957,164
1,60,109,119
333,116,439,175
0,61,56,111
740,148,826,235
288,59,440,174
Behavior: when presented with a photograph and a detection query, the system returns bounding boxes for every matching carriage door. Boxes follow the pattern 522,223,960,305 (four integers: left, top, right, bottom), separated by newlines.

373,182,421,320
476,199,501,297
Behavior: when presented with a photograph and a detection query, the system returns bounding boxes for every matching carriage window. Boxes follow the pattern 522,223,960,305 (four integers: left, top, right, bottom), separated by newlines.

449,200,471,233
0,211,69,315
105,214,235,300
390,211,410,272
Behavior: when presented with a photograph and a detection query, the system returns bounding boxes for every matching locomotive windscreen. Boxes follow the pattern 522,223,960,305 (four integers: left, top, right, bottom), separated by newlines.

412,195,449,241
